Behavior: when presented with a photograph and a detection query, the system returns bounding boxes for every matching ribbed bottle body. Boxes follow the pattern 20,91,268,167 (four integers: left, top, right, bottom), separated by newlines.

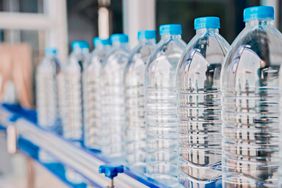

36,55,60,129
177,29,229,187
145,35,185,186
100,46,129,160
221,19,282,187
125,40,155,173
63,50,89,142
83,46,110,149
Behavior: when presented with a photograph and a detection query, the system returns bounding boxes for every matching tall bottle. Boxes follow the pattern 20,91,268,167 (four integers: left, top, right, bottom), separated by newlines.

63,41,90,143
221,6,282,187
36,47,61,130
36,47,61,163
125,30,156,173
177,17,229,187
83,37,111,149
145,24,186,186
100,34,130,161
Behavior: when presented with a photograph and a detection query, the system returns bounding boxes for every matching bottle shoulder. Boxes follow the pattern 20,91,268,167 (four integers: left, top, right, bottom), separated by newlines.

221,26,282,88
225,26,282,67
125,44,155,79
87,49,109,70
103,48,130,70
37,57,60,74
127,44,156,68
147,38,186,68
178,33,230,74
86,56,103,72
186,33,229,61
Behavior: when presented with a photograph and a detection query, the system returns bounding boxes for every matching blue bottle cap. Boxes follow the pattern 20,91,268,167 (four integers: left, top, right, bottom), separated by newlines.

93,37,111,47
194,17,220,30
159,24,182,35
244,6,274,22
71,40,89,50
110,34,129,44
45,47,57,55
137,30,156,40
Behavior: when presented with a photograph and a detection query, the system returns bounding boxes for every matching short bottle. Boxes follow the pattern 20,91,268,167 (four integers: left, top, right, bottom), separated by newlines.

63,41,90,143
100,34,130,161
221,6,282,187
177,17,229,187
83,37,111,149
145,24,186,186
124,30,156,173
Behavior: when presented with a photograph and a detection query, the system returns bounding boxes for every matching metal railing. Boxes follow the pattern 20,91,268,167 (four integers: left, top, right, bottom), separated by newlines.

0,105,165,188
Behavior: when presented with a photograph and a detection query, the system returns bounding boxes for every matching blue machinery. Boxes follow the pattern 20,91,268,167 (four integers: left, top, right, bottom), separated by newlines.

0,104,167,188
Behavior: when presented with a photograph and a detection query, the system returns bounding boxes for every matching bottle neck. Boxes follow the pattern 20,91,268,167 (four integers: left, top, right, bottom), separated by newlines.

160,34,182,40
112,42,128,49
245,19,274,28
73,47,89,55
95,44,104,50
139,38,156,45
196,28,219,35
46,53,57,58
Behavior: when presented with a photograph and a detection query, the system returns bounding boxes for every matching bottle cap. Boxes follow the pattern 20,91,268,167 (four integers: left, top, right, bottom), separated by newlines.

93,37,111,47
137,30,156,40
159,24,182,35
244,6,274,22
71,40,89,50
45,47,57,55
194,16,220,30
110,34,129,44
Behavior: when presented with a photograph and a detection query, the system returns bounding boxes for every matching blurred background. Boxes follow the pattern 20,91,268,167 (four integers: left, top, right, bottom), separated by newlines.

0,0,281,187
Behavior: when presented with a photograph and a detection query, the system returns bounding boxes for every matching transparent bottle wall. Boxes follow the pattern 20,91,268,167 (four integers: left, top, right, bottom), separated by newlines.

221,19,282,187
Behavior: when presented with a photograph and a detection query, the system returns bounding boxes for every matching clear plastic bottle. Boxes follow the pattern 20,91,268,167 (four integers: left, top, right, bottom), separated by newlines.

177,17,229,187
100,34,130,161
36,47,61,163
221,6,282,187
57,62,66,134
36,47,60,129
63,41,90,143
64,41,90,184
125,30,156,173
83,37,111,149
145,24,186,186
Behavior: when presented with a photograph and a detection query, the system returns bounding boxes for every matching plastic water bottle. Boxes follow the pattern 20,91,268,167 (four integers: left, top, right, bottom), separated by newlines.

64,41,90,184
57,62,66,134
124,30,156,173
36,47,61,163
145,24,186,186
177,17,229,187
221,6,282,187
83,37,111,149
36,47,60,129
63,41,90,143
100,34,130,161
